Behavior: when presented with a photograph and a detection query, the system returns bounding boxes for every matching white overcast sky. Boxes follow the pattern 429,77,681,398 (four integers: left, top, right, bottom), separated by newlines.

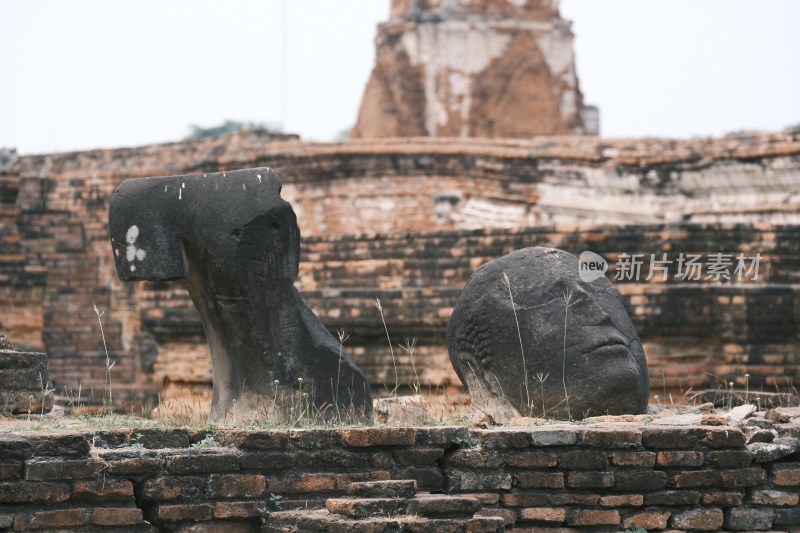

2,1,799,155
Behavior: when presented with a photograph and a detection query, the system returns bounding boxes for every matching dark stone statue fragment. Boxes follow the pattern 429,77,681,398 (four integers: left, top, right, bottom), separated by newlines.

109,168,372,422
447,247,649,421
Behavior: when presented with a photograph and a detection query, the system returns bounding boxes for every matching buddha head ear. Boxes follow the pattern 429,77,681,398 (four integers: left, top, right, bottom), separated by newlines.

109,178,188,281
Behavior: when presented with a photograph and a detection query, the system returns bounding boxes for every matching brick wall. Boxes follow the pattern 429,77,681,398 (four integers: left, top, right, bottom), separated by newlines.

297,224,800,399
0,425,798,531
1,133,799,410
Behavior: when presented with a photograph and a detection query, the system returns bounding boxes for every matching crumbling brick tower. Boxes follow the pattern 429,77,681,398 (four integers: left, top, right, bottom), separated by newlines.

352,0,598,138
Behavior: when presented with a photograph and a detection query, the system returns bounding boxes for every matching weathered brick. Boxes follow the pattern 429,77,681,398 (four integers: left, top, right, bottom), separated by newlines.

466,516,505,533
470,493,500,505
774,507,800,525
0,462,21,480
370,451,395,469
214,500,267,519
126,428,192,449
407,494,481,517
614,469,667,491
528,429,578,447
557,450,607,470
294,449,369,470
0,481,69,503
670,508,724,530
750,489,800,506
642,427,697,449
719,467,767,488
578,428,641,449
215,429,289,450
72,478,134,502
154,503,213,523
448,470,512,491
669,469,719,488
0,434,32,462
335,471,391,489
415,428,468,447
519,507,566,523
266,473,337,494
514,471,564,489
567,509,620,526
656,450,704,467
447,449,504,469
349,480,416,499
548,492,600,505
26,432,89,457
474,430,529,449
510,528,579,533
207,473,266,498
240,451,295,471
598,494,643,507
90,507,144,526
724,508,775,531
106,456,163,475
624,511,670,530
706,449,752,468
25,458,104,480
501,492,549,507
342,427,415,447
139,476,206,501
98,450,163,475
700,427,746,448
644,490,701,506
770,463,800,486
474,508,516,525
395,466,443,490
164,450,240,474
506,450,557,468
701,491,743,506
393,447,445,465
609,450,656,467
28,508,87,529
327,497,407,519
566,471,613,488
289,429,344,450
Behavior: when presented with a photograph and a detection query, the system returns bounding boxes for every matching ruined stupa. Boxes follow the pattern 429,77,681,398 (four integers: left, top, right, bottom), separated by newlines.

352,0,598,138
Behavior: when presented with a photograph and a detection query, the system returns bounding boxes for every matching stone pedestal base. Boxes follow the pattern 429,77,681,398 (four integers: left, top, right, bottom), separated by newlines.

0,336,53,415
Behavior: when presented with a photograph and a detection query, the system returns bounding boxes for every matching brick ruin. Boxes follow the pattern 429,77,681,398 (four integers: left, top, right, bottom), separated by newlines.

352,0,598,138
0,421,798,531
0,130,799,413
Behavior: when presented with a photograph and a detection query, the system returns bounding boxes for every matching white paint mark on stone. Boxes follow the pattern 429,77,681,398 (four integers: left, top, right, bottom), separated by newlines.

257,174,262,183
242,184,246,191
115,249,120,257
125,224,147,267
130,265,136,272
126,225,139,244
182,182,186,188
179,189,182,200
165,185,168,192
